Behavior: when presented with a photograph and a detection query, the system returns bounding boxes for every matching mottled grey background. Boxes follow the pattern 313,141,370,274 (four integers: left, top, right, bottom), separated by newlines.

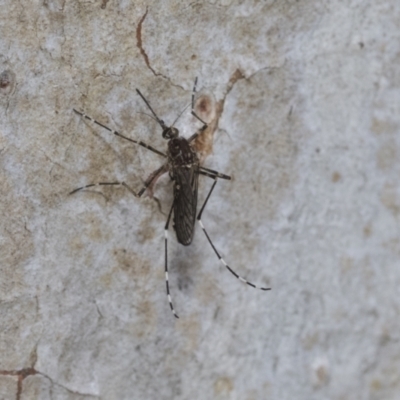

1,1,399,399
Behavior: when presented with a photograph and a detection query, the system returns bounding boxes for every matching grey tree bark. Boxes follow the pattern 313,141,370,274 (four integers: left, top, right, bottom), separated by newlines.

0,1,399,399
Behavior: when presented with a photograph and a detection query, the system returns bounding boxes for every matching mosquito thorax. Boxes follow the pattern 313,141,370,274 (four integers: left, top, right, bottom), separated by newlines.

168,137,197,167
162,127,179,139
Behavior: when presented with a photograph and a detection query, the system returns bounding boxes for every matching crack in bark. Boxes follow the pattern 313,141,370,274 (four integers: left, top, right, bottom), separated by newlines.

0,367,100,399
136,7,177,85
38,370,100,398
0,368,37,400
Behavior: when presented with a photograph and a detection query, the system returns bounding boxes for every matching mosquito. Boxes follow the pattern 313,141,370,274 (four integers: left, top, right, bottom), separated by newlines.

71,78,271,318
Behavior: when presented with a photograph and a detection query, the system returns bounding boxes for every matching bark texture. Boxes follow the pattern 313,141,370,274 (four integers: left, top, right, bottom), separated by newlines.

0,1,399,399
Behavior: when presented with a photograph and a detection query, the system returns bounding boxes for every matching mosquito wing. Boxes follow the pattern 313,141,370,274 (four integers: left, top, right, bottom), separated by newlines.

173,165,199,246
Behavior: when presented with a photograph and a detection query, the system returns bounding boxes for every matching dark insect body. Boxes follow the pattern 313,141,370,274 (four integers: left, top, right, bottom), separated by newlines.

168,136,199,246
71,78,271,318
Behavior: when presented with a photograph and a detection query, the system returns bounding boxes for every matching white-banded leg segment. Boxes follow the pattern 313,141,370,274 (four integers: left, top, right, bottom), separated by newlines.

197,178,271,291
73,109,167,158
69,181,138,197
164,202,179,318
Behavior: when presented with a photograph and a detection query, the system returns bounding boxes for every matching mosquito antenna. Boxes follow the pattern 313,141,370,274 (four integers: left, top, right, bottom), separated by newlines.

136,111,159,123
136,89,166,129
171,103,191,128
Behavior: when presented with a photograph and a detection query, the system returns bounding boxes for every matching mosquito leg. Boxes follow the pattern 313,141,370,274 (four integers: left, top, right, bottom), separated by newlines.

198,170,224,180
137,164,168,197
189,77,208,143
69,181,138,197
73,109,167,158
164,202,179,318
69,164,168,199
198,166,231,180
197,178,271,291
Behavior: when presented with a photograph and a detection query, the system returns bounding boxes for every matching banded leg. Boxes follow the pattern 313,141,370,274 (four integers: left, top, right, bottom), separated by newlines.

197,178,271,291
165,202,179,318
188,77,208,143
69,181,138,197
69,165,168,199
199,166,231,180
198,170,227,180
73,109,166,158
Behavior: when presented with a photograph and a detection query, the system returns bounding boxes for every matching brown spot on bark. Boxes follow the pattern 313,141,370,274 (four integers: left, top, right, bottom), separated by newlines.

198,96,211,114
331,171,341,182
371,118,397,135
363,224,372,238
0,70,16,95
381,184,400,216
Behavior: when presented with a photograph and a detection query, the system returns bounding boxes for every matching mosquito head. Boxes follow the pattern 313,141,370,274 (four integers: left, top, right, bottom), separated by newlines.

162,126,179,140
